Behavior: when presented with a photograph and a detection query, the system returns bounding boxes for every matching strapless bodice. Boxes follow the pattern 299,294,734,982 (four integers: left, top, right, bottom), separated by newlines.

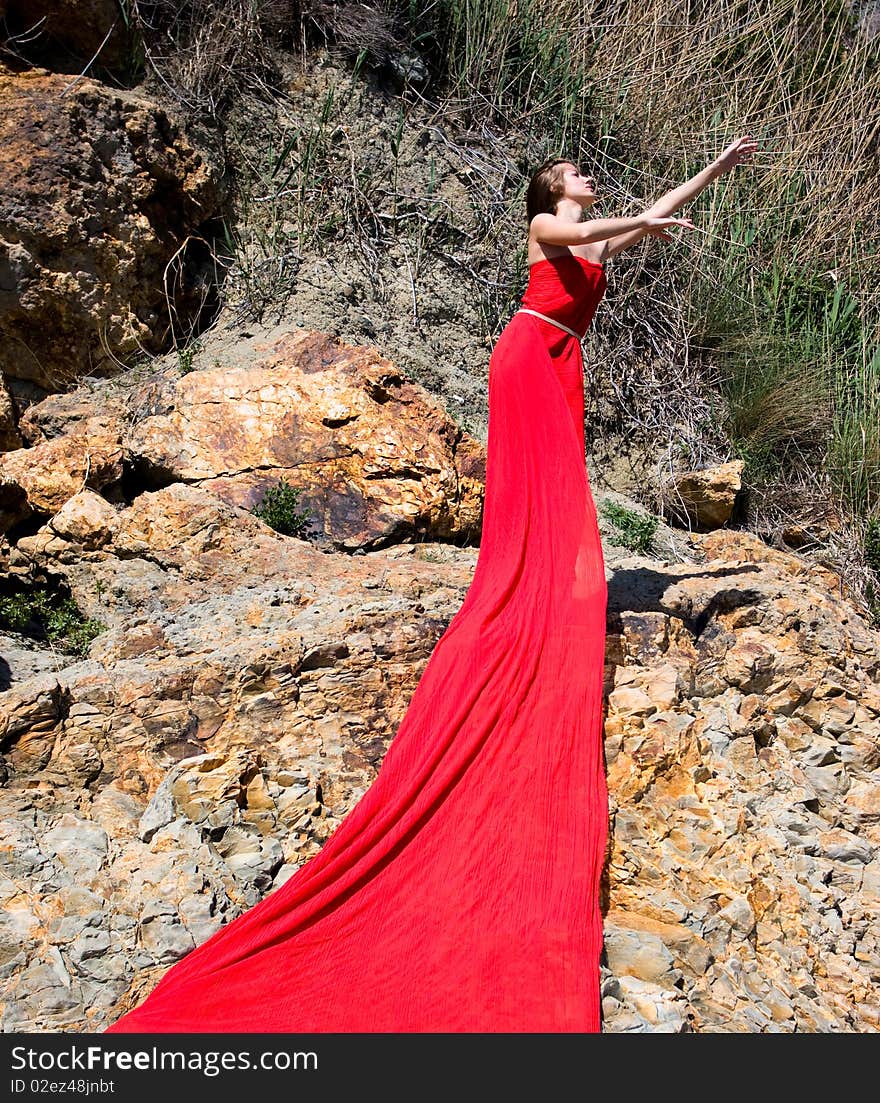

520,254,607,338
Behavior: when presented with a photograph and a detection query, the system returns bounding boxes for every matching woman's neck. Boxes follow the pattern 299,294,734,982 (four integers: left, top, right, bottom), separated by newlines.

555,199,585,223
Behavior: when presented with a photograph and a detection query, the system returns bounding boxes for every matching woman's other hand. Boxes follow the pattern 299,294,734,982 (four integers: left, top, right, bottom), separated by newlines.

712,134,759,174
642,215,697,241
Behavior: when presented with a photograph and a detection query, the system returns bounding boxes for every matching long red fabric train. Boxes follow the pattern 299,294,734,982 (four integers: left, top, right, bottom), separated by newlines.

105,253,609,1034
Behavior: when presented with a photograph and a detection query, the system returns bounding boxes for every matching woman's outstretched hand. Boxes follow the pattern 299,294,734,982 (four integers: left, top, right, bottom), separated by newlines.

643,215,697,242
713,134,759,174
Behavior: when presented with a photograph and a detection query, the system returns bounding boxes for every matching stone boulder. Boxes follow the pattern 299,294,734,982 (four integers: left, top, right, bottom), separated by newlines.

0,415,125,528
665,459,744,531
125,328,485,549
0,69,222,401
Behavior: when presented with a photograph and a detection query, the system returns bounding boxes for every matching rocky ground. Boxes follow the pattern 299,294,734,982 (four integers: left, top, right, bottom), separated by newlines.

1,331,878,1033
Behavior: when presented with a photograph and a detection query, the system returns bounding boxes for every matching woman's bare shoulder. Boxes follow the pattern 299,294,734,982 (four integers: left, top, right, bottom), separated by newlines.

528,216,571,264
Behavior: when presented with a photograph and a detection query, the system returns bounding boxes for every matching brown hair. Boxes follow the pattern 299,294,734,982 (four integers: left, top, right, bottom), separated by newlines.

526,158,573,222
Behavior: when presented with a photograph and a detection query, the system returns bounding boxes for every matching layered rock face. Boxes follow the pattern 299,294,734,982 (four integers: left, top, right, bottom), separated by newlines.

0,326,484,548
601,531,880,1031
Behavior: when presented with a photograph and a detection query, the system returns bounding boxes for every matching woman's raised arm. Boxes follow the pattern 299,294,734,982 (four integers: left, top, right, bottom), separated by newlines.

600,134,759,259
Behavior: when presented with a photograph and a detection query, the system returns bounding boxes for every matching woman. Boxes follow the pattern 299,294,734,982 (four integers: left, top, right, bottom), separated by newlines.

105,136,757,1036
518,136,756,453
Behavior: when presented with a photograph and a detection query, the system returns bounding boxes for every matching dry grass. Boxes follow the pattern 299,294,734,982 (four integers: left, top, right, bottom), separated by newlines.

124,0,293,118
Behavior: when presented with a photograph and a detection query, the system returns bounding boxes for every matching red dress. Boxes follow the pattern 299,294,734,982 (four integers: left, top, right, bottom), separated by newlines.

105,252,609,1034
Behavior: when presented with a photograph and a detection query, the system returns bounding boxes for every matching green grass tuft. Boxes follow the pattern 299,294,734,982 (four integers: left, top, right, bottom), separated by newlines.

599,500,659,555
0,588,105,657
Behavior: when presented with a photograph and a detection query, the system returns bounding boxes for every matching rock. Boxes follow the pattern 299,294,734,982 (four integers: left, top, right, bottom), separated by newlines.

137,773,179,843
665,460,744,530
0,474,30,532
607,684,656,718
49,489,121,549
0,419,124,531
717,895,756,939
0,70,222,396
138,910,196,965
605,910,713,977
614,975,690,1032
841,778,880,830
124,328,485,549
41,815,109,877
603,919,681,986
178,893,223,944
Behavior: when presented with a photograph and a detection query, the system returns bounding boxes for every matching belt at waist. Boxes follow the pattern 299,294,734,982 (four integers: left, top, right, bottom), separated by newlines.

516,308,584,341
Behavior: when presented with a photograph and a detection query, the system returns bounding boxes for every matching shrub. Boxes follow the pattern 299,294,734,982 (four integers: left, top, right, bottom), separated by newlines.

0,587,104,657
177,338,203,373
252,476,313,537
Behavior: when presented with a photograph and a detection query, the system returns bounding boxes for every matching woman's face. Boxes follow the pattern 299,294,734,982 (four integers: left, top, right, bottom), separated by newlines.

556,163,598,208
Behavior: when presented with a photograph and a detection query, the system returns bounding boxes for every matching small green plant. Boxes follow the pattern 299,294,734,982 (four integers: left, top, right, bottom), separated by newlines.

599,500,659,555
252,476,312,537
177,338,203,374
0,587,104,657
414,544,445,562
115,0,146,87
865,516,880,627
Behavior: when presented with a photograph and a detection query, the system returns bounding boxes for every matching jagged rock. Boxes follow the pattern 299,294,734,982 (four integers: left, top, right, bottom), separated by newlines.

0,422,125,529
0,70,222,398
603,529,880,1032
0,329,484,547
138,905,196,966
17,386,129,446
124,327,485,549
664,459,744,530
48,489,121,549
1,294,878,1035
602,918,682,987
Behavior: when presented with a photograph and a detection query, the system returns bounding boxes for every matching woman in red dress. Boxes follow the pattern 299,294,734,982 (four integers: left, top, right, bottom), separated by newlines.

105,137,757,1035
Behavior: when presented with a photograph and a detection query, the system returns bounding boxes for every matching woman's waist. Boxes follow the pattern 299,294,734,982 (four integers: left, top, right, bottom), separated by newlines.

517,307,584,340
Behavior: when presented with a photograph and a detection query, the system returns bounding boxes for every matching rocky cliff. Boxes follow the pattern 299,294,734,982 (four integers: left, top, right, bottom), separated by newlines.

1,3,878,1035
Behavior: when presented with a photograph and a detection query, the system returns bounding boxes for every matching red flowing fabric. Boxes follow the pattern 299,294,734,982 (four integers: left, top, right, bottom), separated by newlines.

105,253,609,1034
